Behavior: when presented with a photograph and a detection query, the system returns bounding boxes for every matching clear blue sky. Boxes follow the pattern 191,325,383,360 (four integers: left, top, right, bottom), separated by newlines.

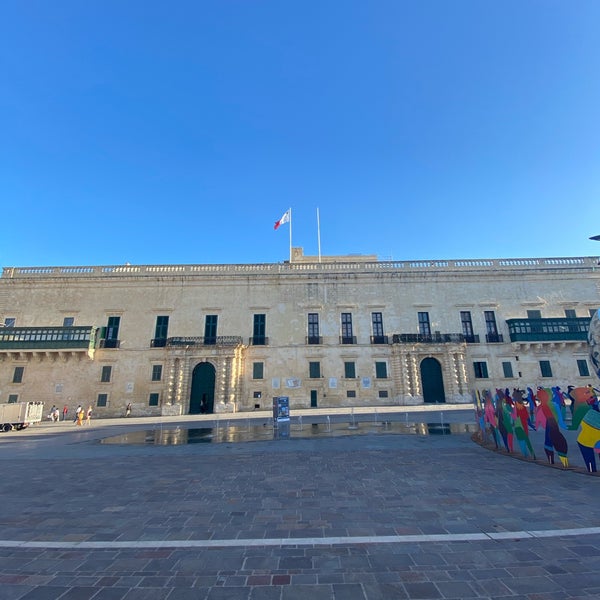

1,1,599,267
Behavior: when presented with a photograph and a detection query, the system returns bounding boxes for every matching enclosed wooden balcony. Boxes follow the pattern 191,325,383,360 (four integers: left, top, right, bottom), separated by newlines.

506,317,590,342
0,326,94,350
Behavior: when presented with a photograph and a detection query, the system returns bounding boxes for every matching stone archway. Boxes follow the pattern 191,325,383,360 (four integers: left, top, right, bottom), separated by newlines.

420,357,446,403
190,361,216,414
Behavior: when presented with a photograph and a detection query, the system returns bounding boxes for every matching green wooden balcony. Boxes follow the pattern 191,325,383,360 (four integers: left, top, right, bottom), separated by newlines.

0,326,95,350
506,318,590,342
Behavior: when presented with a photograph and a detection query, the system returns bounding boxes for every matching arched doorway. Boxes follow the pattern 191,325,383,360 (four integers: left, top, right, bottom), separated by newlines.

190,362,216,414
420,357,446,403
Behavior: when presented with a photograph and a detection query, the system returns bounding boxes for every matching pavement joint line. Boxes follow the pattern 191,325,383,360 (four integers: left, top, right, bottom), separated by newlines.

2,527,599,549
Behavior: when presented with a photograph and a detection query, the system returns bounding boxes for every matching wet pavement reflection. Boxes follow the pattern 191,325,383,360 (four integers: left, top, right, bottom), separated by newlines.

101,417,478,445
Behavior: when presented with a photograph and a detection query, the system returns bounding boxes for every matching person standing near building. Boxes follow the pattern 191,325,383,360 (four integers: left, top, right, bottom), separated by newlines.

125,403,132,417
86,406,92,425
62,405,68,421
74,404,82,424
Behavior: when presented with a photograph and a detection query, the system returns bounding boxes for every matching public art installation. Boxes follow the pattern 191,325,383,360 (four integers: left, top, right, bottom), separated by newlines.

477,385,600,473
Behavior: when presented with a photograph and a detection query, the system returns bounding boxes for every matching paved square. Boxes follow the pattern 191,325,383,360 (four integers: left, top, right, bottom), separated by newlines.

1,408,600,599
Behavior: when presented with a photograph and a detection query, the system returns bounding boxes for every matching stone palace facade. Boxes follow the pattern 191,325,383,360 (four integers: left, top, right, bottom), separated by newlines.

0,249,598,417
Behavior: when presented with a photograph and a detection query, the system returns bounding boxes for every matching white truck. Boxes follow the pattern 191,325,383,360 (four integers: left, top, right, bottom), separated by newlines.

0,402,44,432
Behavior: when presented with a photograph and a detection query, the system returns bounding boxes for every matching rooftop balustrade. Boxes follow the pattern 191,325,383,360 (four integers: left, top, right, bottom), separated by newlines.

2,256,596,279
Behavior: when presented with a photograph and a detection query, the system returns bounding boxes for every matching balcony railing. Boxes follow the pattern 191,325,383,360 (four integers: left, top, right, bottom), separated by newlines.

99,338,120,349
340,336,357,345
464,334,480,343
485,333,504,343
506,317,591,342
166,336,243,347
306,336,322,345
370,335,389,344
392,333,465,344
0,326,94,350
249,336,268,346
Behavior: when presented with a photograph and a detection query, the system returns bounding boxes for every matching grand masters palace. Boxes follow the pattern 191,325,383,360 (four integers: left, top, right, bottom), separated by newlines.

0,248,598,417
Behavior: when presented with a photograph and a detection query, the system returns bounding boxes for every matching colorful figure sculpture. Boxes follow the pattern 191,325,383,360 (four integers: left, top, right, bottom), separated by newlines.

483,389,499,448
536,387,568,467
577,409,600,472
512,389,535,459
568,386,597,430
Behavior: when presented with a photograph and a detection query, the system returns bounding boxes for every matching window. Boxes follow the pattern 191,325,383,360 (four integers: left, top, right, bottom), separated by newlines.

539,360,553,378
103,316,121,348
577,359,590,377
378,390,389,398
371,312,386,343
253,391,262,399
154,316,169,342
100,366,112,383
309,361,321,378
307,313,320,344
4,318,16,328
148,393,160,406
460,311,474,337
375,362,388,379
484,311,502,342
97,393,108,407
527,310,542,319
502,362,514,378
473,362,489,379
341,313,354,343
346,390,356,398
344,361,356,378
8,394,18,403
565,309,576,319
12,366,24,383
151,365,163,381
252,362,264,379
484,311,498,334
252,314,266,345
591,309,599,317
107,316,120,339
418,312,431,336
204,315,218,344
63,317,74,327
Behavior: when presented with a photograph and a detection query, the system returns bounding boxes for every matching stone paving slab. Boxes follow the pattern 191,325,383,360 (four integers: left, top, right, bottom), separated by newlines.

1,408,600,598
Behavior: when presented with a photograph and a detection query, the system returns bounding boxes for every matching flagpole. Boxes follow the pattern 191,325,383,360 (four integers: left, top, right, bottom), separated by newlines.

317,207,321,263
289,207,292,263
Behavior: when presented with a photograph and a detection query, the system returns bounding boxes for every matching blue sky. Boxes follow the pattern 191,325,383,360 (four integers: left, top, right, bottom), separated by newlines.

1,1,599,267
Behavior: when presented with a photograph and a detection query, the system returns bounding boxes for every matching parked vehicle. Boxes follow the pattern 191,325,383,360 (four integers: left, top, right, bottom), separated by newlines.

0,402,44,431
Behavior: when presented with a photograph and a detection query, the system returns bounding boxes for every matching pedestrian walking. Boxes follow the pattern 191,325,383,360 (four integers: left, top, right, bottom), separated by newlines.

86,406,92,425
62,405,68,421
125,403,132,417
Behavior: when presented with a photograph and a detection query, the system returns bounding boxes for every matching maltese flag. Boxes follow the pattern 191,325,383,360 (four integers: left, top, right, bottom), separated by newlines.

274,209,290,230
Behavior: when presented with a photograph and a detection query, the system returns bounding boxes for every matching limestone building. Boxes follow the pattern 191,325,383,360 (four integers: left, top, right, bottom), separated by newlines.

0,249,598,417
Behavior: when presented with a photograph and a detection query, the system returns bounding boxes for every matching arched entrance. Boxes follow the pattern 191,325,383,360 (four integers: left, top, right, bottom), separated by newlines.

420,357,446,403
190,362,216,414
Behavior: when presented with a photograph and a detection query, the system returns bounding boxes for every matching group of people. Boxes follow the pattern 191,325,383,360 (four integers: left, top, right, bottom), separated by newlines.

48,403,133,424
48,404,92,425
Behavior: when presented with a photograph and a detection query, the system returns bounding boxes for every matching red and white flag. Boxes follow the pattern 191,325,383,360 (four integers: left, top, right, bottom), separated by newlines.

274,209,290,230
